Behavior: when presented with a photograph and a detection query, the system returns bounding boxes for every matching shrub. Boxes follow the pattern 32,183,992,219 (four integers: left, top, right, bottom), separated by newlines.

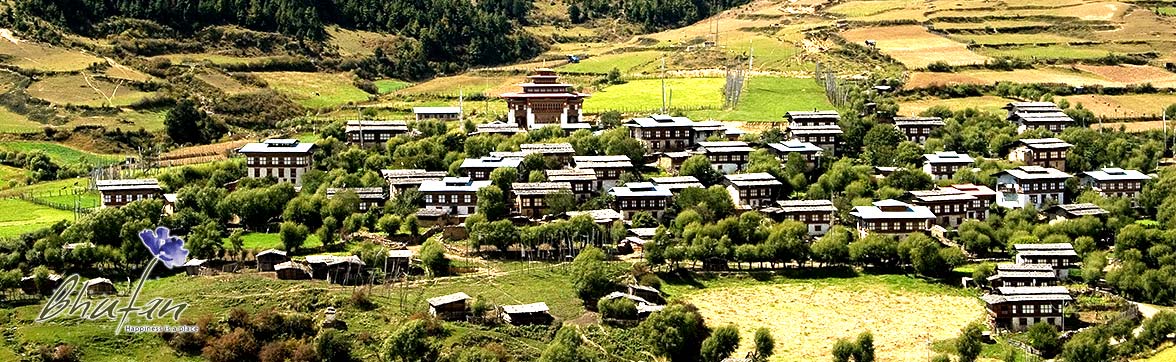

927,61,953,72
597,297,638,320
1026,322,1060,356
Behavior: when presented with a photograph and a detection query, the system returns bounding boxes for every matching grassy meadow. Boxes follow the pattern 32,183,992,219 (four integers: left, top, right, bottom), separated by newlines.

559,50,664,74
27,75,157,107
253,72,372,108
0,108,43,134
584,77,725,113
687,76,832,122
0,198,74,238
223,232,324,252
0,41,102,72
0,142,123,166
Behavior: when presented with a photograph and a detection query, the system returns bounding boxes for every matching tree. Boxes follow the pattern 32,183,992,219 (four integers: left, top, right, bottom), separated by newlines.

279,222,309,252
539,326,596,362
700,324,740,362
831,338,856,362
1060,330,1110,362
420,239,449,277
165,99,226,145
849,234,899,267
638,303,709,362
477,185,509,220
1166,103,1176,121
971,263,995,287
681,155,721,186
1026,322,1060,356
227,230,246,261
187,220,224,259
956,322,983,362
631,211,659,228
811,226,852,265
490,167,519,194
753,328,774,362
571,247,614,303
854,331,875,362
546,191,577,215
383,319,437,362
315,329,351,362
862,123,905,166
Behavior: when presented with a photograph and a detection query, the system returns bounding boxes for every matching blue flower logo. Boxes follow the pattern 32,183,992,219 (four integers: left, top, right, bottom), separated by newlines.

139,227,189,269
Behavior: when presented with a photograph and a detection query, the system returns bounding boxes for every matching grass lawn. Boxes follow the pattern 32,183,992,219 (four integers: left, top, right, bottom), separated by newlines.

224,232,324,251
253,72,372,108
0,107,44,133
585,77,725,113
1141,345,1176,361
686,77,831,122
374,79,412,94
27,74,157,107
667,270,985,362
0,141,122,166
0,198,74,238
559,50,664,74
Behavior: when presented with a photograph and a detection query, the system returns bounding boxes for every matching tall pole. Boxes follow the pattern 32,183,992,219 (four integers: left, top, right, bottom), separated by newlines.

661,56,667,114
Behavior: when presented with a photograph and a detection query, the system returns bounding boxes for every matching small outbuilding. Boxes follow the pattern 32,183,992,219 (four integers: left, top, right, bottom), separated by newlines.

427,292,471,320
501,302,552,325
275,261,312,280
183,259,207,276
84,278,117,297
386,249,413,277
325,256,367,285
20,274,62,295
626,284,664,304
257,249,290,272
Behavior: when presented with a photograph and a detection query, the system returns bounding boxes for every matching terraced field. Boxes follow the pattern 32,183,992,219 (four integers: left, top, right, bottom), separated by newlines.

840,25,988,68
254,71,372,108
27,74,157,107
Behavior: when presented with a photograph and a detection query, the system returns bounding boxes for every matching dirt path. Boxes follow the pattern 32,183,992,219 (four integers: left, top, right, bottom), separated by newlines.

1132,302,1165,337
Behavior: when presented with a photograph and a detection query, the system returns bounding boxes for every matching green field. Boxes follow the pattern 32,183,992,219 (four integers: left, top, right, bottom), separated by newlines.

0,41,102,72
826,0,911,17
253,72,372,108
559,50,664,74
26,74,157,107
374,79,412,94
0,198,74,238
0,142,122,167
898,95,1015,116
0,108,44,133
0,178,100,207
1159,7,1176,16
0,165,28,190
687,77,832,122
585,77,725,113
223,232,324,251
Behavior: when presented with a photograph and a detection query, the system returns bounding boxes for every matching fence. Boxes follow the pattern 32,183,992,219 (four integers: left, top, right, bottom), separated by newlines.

15,191,98,212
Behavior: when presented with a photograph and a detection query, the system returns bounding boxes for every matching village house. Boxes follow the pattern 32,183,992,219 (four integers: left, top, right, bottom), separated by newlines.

414,208,453,228
501,68,590,130
305,255,335,280
1009,138,1073,171
84,278,117,297
994,166,1073,209
982,286,1072,331
344,120,411,147
239,139,315,186
413,106,461,121
609,182,672,220
459,156,522,181
656,151,694,174
419,177,492,217
697,141,754,174
256,249,289,272
922,151,975,181
501,302,553,325
785,110,842,153
767,140,823,169
97,179,163,208
768,200,837,236
907,188,977,229
987,263,1059,288
1004,102,1073,133
651,176,705,195
520,143,577,166
723,173,782,208
512,182,573,219
472,121,525,136
428,292,470,321
326,187,386,212
566,209,624,225
940,183,997,220
625,114,698,153
545,168,598,200
891,116,944,143
274,261,311,280
1081,167,1152,199
381,169,447,195
692,120,744,143
572,155,633,192
1043,203,1110,222
850,199,936,236
1014,243,1080,277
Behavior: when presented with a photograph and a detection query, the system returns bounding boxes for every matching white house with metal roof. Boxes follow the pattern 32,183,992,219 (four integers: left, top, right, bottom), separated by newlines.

850,199,936,236
418,177,492,217
994,166,1073,209
1080,167,1152,199
922,151,975,180
238,139,315,186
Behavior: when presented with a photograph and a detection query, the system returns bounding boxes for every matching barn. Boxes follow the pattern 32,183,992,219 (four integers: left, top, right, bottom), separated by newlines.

501,302,552,325
427,292,470,320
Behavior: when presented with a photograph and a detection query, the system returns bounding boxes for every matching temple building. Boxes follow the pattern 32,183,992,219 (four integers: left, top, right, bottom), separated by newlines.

501,69,590,131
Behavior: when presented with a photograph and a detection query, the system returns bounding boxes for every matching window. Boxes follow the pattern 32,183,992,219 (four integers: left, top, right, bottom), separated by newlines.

463,195,472,203
426,195,434,203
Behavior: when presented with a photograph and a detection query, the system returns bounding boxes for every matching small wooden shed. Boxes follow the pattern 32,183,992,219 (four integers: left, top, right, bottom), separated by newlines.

427,292,470,320
386,249,413,277
84,278,117,297
257,249,289,272
183,259,207,276
274,261,312,280
20,274,62,295
626,284,663,304
501,302,552,325
325,256,367,285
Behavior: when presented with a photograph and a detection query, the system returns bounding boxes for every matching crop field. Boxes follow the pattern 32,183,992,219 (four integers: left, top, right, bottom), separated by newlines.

1141,345,1176,361
687,76,831,121
906,65,1176,88
396,74,516,97
1092,120,1166,132
840,25,988,68
950,33,1087,45
826,0,912,17
374,79,411,94
977,43,1156,60
27,74,156,107
0,108,43,133
673,273,985,362
898,95,1015,116
584,77,725,113
1073,64,1176,86
721,35,807,72
931,20,1052,31
253,71,372,108
0,165,28,190
0,40,102,72
102,59,154,82
0,141,122,166
1160,7,1176,16
559,50,665,74
0,198,74,238
223,232,324,251
1062,93,1176,119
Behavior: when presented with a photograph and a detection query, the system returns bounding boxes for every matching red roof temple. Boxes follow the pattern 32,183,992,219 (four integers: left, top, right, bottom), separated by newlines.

501,68,590,131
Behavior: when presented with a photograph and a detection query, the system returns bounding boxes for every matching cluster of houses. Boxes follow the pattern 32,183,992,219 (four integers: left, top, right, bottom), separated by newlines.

425,283,664,326
980,242,1080,332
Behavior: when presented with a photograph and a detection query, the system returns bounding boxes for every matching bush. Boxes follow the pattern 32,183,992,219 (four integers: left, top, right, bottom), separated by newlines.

571,247,615,304
1026,322,1060,356
597,297,638,320
420,239,450,277
203,328,259,362
927,61,953,72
